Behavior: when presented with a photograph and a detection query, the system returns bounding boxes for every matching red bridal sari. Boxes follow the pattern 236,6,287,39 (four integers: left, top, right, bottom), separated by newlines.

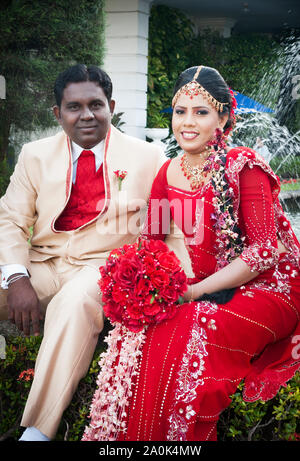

83,147,300,441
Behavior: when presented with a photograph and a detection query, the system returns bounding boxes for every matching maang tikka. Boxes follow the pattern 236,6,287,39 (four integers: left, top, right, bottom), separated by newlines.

172,66,229,113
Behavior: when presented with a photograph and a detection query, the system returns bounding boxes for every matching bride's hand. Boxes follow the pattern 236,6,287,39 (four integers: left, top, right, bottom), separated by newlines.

183,284,195,302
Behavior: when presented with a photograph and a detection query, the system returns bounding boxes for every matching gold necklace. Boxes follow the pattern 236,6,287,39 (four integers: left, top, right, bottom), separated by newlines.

180,151,214,190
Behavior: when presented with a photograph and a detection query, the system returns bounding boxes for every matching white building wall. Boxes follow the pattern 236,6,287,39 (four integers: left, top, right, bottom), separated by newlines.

103,0,153,139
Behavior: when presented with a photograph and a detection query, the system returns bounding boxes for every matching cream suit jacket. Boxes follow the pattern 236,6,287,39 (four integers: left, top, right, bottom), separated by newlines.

0,125,192,276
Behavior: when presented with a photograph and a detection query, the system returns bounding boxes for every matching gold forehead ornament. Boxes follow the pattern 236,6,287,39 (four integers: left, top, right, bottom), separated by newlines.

172,65,228,112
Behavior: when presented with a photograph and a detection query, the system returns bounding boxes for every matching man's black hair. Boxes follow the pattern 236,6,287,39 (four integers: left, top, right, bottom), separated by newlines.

54,64,113,107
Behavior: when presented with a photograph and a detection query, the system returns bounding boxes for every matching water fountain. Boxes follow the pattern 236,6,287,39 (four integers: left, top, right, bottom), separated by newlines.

231,113,300,239
231,33,300,239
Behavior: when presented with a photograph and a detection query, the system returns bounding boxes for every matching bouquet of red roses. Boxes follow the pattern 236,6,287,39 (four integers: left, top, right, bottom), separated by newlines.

99,238,187,332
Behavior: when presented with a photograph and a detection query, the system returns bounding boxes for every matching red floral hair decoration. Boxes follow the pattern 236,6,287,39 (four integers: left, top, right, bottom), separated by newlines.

207,88,237,150
223,88,237,136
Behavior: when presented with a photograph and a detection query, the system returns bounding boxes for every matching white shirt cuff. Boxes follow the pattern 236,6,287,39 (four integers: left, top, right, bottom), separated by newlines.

1,264,29,289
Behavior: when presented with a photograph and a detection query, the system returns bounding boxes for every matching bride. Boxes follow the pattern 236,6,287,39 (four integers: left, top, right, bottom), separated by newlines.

82,65,300,441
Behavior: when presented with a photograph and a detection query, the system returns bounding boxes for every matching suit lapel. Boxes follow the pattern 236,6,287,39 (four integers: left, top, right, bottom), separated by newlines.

51,132,73,232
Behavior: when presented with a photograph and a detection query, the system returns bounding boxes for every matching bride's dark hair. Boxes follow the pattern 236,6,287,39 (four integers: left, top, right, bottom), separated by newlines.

173,66,234,134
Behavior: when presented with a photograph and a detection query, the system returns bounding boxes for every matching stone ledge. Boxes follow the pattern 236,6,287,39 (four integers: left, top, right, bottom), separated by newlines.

279,189,300,200
0,320,24,338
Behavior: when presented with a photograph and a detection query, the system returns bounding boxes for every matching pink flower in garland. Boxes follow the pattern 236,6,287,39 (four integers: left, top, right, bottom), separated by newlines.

114,170,127,190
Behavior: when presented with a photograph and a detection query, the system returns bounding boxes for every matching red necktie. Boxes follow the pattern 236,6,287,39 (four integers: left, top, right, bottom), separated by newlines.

55,149,99,230
76,150,96,185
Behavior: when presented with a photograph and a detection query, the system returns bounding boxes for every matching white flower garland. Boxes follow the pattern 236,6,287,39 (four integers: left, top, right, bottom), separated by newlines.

82,324,146,441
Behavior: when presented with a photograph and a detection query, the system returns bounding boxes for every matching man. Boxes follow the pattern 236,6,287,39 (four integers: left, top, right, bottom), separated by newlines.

0,64,191,441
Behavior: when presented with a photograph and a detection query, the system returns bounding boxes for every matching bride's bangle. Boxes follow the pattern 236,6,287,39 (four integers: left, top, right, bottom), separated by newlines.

191,284,194,302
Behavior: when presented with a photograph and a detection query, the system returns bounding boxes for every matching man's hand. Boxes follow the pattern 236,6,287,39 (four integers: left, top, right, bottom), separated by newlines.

7,275,42,336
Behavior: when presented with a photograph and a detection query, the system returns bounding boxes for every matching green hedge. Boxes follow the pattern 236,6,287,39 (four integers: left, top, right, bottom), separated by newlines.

270,155,300,179
147,5,281,128
0,334,299,441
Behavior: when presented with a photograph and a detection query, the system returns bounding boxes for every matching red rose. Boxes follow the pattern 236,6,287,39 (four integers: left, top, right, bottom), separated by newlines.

99,273,112,294
143,301,161,317
103,300,123,323
100,259,118,280
111,285,129,304
173,270,188,292
122,244,137,254
157,251,180,273
124,318,144,333
134,276,151,297
126,302,144,320
154,303,177,323
143,293,155,306
143,254,157,275
108,248,124,258
159,284,179,303
113,254,143,288
143,239,169,254
99,265,108,280
150,269,170,289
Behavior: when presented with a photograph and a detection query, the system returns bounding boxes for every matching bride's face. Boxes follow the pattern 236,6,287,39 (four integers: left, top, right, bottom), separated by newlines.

172,92,228,155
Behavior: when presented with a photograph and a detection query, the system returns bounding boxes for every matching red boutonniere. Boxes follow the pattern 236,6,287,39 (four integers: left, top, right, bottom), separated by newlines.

114,170,127,190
